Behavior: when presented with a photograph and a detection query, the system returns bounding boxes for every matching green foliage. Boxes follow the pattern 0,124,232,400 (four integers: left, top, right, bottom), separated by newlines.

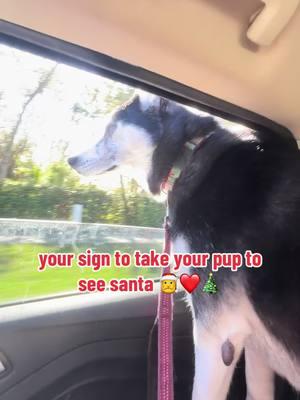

10,142,42,184
41,161,80,188
12,160,42,185
0,155,164,227
102,82,134,114
0,181,108,221
105,186,165,227
0,179,165,227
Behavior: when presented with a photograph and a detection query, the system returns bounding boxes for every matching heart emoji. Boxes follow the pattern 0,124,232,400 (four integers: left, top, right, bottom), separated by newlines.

180,274,201,293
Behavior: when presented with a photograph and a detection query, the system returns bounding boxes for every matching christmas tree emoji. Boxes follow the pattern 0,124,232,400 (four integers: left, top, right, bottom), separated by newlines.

203,273,218,294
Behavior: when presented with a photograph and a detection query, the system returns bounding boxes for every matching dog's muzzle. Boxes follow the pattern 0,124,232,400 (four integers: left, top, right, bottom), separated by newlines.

68,156,79,168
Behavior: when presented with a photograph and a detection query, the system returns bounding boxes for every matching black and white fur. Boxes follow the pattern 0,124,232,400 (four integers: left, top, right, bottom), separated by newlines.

68,90,300,399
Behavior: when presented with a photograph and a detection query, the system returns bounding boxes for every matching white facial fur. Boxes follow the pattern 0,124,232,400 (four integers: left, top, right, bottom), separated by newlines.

69,120,155,190
111,121,155,189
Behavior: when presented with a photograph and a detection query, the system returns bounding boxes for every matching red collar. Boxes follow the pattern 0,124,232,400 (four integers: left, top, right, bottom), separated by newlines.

161,138,202,192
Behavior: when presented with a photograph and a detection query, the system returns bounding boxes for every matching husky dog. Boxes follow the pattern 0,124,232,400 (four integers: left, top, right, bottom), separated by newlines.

68,90,300,400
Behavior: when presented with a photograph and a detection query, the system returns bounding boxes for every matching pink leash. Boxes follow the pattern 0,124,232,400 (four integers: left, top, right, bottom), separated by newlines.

156,142,199,400
157,214,174,400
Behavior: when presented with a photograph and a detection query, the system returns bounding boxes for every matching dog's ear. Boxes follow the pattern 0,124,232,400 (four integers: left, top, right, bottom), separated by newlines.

137,90,162,113
148,111,217,194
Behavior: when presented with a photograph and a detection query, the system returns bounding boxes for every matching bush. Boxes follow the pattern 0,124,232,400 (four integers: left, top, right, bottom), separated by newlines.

0,181,165,227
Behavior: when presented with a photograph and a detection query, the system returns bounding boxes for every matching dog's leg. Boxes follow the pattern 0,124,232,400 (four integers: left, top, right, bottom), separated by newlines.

192,323,246,400
245,342,274,400
191,290,254,400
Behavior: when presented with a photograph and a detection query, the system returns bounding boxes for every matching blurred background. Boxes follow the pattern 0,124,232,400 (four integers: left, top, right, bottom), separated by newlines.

0,43,165,304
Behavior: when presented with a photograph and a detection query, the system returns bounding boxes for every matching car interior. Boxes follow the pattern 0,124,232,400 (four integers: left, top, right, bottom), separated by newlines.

0,1,300,399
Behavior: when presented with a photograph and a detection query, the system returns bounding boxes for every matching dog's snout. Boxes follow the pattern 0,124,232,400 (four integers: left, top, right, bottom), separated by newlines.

68,156,79,168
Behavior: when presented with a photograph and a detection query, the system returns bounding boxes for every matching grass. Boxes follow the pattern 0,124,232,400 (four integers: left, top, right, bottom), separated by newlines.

0,242,162,304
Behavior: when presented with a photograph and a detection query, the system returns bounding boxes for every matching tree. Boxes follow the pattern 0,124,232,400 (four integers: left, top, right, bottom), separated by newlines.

71,81,134,122
9,139,42,184
119,174,131,224
203,273,218,294
102,82,134,114
0,65,57,181
42,160,80,188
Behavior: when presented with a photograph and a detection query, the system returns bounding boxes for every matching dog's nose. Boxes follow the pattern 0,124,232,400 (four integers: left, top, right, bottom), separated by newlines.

68,156,79,167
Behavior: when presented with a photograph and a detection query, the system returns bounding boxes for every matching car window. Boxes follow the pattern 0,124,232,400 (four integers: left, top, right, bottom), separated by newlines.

0,43,166,304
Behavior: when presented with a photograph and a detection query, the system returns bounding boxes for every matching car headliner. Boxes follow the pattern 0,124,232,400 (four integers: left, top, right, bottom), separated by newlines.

1,0,300,139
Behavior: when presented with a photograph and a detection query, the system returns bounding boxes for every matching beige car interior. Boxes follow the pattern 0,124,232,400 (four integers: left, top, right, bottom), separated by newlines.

1,0,300,140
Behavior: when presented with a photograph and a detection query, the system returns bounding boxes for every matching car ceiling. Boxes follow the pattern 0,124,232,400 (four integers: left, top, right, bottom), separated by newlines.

1,0,300,138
